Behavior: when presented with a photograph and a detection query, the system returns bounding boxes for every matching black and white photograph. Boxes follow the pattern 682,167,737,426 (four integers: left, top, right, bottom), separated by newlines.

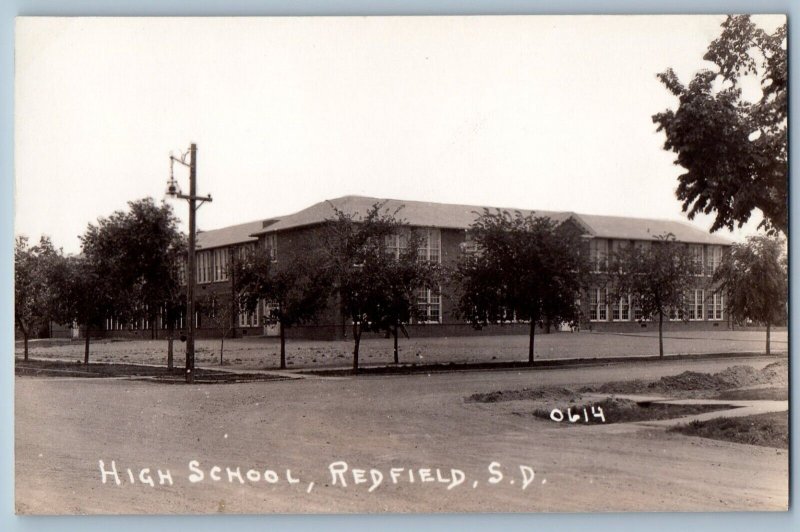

13,15,788,514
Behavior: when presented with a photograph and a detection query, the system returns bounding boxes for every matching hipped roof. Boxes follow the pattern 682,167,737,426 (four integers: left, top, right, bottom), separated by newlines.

193,195,733,249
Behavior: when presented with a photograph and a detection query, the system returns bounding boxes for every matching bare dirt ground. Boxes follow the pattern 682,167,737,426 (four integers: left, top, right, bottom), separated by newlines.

15,355,788,514
15,329,788,371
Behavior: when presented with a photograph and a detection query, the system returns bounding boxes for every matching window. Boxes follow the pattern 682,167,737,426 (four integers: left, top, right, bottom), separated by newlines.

589,239,608,272
213,248,229,282
689,245,704,274
707,293,724,321
415,287,441,323
633,303,644,321
706,246,723,275
418,229,441,263
262,300,279,325
264,233,277,260
687,289,704,320
589,288,607,321
237,242,256,262
196,250,213,284
611,295,630,321
461,232,479,254
238,304,256,327
385,231,409,260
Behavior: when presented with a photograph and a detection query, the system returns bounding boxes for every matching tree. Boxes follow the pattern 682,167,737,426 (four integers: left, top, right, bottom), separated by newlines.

712,235,787,355
14,236,63,360
197,292,237,366
653,15,787,235
238,246,331,370
368,229,440,365
201,249,253,367
79,198,185,364
453,210,588,365
53,254,122,364
324,202,408,372
607,234,700,357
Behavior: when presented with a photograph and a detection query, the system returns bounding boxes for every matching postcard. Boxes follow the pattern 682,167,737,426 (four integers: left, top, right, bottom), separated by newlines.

14,15,788,514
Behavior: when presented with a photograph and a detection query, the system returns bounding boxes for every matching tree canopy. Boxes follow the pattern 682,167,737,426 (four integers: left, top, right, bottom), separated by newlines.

453,210,588,364
653,15,787,235
80,197,185,332
54,197,186,363
14,236,65,359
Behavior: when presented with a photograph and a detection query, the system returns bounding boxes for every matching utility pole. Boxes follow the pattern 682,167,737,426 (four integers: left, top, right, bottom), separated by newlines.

168,143,212,383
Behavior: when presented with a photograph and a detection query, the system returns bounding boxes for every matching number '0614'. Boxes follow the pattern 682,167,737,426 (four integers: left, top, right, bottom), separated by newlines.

549,406,605,423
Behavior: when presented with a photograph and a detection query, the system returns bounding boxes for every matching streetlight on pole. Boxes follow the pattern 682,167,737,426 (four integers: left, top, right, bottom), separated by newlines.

167,143,212,384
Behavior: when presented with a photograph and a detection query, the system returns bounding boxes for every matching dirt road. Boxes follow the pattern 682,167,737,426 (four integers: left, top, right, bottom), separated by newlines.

15,356,788,514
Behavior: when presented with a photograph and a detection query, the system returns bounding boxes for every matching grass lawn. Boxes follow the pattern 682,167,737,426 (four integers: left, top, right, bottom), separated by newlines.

14,329,788,371
15,359,288,383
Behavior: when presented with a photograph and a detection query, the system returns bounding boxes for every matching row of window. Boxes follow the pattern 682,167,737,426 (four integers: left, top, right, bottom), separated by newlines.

384,228,442,263
182,242,261,285
588,240,724,274
588,288,725,322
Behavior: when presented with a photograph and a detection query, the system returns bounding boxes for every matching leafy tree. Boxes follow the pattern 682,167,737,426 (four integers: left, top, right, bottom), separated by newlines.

14,236,63,360
607,234,700,357
453,210,588,365
324,202,407,372
653,15,787,235
238,246,331,370
712,235,787,355
79,198,185,364
371,230,441,364
53,254,122,364
197,293,237,366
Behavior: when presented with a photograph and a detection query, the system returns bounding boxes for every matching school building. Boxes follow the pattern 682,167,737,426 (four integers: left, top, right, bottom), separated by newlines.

99,195,733,340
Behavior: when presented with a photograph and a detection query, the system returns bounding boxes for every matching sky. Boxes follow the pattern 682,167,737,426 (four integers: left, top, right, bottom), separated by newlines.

14,15,785,254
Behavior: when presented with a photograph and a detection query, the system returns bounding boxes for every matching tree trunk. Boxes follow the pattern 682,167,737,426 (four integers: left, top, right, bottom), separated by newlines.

84,325,90,364
167,335,174,372
23,331,29,361
352,322,361,373
658,311,664,357
766,322,771,356
528,320,536,365
167,320,174,371
393,323,399,365
219,332,225,366
279,322,287,370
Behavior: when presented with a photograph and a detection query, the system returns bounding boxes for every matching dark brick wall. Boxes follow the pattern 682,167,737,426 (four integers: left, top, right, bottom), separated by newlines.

93,223,739,341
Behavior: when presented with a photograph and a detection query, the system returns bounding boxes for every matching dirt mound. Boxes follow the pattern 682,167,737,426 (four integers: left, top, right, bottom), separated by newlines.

654,370,724,392
468,386,577,403
759,360,789,386
583,361,787,396
474,360,788,403
581,380,650,395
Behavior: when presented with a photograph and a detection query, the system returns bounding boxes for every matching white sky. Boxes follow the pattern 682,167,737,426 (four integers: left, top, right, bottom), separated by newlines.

15,15,785,254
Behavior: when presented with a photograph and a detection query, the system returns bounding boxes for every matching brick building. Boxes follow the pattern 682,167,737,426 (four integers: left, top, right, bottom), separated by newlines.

99,195,733,339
